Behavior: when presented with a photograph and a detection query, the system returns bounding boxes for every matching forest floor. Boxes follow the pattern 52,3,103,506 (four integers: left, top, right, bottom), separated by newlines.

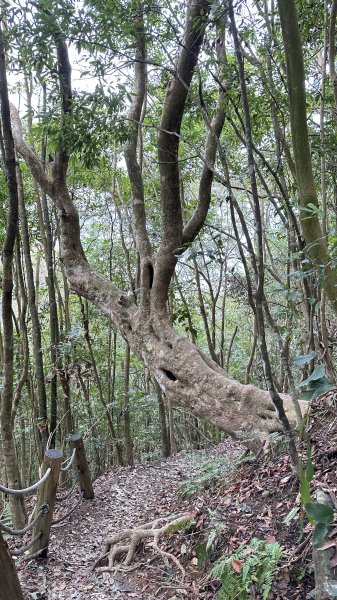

13,417,333,600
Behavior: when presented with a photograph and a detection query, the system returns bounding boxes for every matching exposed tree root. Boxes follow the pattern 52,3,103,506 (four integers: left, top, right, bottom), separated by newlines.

93,514,193,578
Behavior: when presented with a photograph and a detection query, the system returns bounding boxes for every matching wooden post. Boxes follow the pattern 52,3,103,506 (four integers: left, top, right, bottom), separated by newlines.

0,529,24,600
70,433,94,499
30,449,63,557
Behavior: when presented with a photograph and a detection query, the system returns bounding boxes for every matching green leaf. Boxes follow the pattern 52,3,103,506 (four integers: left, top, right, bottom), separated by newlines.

300,377,334,401
312,523,328,545
196,542,209,570
299,365,325,387
304,502,334,524
300,474,312,506
293,350,316,366
283,506,300,525
306,442,314,483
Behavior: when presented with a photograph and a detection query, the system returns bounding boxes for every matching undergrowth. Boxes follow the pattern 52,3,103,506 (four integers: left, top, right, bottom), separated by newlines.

179,455,235,498
210,537,283,599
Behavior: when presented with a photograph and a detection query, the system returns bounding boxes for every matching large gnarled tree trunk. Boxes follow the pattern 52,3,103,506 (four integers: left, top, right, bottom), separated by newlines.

9,0,306,450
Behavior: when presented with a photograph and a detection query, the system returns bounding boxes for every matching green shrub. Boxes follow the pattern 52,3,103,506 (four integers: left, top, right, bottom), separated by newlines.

210,538,283,600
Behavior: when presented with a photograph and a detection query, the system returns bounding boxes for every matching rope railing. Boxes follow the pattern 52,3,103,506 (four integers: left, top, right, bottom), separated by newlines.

0,468,51,496
0,504,48,537
0,430,94,600
11,532,42,556
61,448,77,472
56,480,77,502
0,432,94,600
52,491,84,526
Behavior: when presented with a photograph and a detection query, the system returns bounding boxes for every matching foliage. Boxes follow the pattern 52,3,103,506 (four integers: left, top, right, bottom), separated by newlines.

293,352,334,402
209,538,283,600
196,511,227,569
0,504,13,540
166,517,195,535
179,456,235,498
286,440,334,546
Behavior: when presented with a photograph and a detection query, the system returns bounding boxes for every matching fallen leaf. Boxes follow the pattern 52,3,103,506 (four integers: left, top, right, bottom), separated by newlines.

232,559,242,573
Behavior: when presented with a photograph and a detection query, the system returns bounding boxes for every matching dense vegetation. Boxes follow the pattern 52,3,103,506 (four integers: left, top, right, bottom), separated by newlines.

1,0,337,593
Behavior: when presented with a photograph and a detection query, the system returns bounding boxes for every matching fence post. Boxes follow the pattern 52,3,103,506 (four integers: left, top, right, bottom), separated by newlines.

0,529,24,600
30,449,63,557
70,433,94,499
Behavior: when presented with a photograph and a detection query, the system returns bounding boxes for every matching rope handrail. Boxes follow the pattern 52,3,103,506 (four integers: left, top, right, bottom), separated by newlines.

61,448,76,472
56,481,76,502
11,532,42,556
0,504,48,537
57,473,74,490
0,468,51,496
52,492,84,526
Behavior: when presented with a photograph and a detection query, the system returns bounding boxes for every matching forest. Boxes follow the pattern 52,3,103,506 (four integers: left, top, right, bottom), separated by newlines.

1,0,337,597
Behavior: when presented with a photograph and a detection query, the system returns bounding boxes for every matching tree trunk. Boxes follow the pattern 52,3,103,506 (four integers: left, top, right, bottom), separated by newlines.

0,25,27,529
123,343,134,467
154,380,170,458
17,166,49,450
167,394,177,455
278,0,337,314
0,530,24,600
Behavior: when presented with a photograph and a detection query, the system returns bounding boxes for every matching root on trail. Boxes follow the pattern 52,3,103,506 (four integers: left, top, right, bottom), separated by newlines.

93,514,193,578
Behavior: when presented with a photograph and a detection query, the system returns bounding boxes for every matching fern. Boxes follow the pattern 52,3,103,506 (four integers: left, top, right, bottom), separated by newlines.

0,504,13,540
209,538,282,600
179,456,235,498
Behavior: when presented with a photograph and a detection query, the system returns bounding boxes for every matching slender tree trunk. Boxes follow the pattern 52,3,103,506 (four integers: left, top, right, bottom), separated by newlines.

0,26,27,528
17,166,49,449
193,258,218,363
154,380,170,458
226,325,238,372
168,397,177,455
123,343,134,466
80,298,124,464
245,317,257,384
11,240,29,427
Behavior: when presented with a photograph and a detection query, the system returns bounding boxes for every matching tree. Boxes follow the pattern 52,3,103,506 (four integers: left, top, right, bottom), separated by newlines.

0,24,27,528
7,0,304,452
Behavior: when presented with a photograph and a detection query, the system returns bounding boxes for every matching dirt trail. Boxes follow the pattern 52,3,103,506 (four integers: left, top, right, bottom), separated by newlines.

16,440,240,600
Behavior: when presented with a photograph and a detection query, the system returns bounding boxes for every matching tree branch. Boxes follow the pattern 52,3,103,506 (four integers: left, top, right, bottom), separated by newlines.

9,103,54,197
153,0,210,311
124,6,152,262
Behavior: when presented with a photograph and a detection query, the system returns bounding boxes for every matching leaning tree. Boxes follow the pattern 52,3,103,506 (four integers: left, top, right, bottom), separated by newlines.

5,0,317,449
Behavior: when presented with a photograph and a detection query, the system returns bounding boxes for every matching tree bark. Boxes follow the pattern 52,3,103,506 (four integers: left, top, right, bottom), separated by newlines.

123,343,134,467
0,25,27,528
0,530,24,600
17,166,49,449
154,380,170,458
278,0,337,314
